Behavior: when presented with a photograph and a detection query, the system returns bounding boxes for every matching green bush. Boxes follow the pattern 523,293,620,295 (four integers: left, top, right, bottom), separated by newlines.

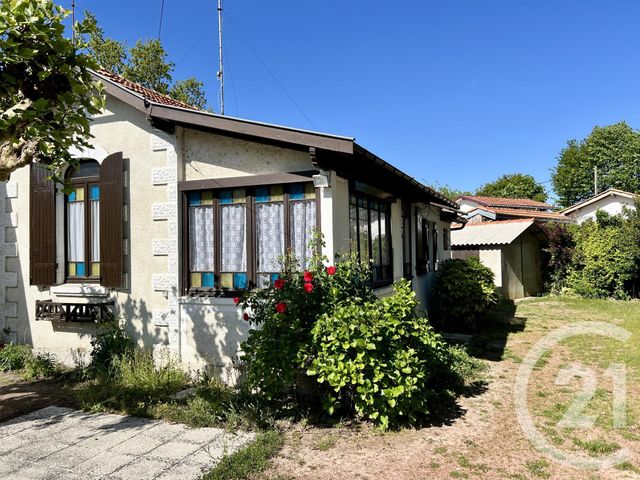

430,258,498,331
23,352,58,380
88,321,134,377
0,343,32,371
240,244,483,430
306,280,481,429
564,208,640,299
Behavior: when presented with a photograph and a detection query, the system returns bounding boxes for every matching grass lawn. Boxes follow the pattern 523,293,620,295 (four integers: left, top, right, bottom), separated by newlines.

260,296,640,480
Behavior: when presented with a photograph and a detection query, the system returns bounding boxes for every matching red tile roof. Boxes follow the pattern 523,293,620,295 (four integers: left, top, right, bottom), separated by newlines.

94,69,200,111
490,207,569,221
457,195,553,210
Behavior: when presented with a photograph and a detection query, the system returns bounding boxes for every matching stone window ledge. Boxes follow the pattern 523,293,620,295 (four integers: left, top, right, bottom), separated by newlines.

50,284,110,298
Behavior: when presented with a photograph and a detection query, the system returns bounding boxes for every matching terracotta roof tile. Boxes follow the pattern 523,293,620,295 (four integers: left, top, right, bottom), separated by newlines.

457,195,553,209
95,69,200,111
490,207,569,221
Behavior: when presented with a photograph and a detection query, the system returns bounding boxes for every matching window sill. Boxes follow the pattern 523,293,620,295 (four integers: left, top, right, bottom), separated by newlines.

50,283,109,298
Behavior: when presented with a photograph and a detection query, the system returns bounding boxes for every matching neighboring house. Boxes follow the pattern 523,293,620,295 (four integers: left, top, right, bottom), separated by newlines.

451,219,546,299
0,69,458,382
560,188,637,223
455,195,569,223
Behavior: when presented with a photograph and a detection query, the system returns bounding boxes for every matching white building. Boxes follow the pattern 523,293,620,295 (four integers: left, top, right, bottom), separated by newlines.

560,189,637,223
1,70,459,382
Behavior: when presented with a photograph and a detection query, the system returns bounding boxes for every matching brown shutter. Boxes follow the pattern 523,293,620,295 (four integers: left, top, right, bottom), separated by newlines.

30,163,57,286
100,153,124,288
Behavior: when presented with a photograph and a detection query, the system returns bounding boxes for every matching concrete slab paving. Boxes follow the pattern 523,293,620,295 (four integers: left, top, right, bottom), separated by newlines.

0,406,256,479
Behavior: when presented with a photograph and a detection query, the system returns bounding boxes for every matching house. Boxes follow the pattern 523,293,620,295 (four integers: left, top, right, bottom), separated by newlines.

451,219,546,299
0,69,459,382
455,195,569,223
560,188,637,223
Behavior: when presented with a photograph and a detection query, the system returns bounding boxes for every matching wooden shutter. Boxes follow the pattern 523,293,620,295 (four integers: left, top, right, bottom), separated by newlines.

30,163,56,286
100,153,124,288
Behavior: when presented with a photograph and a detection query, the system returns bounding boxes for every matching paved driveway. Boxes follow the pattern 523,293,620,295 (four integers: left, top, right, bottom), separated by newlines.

0,406,255,479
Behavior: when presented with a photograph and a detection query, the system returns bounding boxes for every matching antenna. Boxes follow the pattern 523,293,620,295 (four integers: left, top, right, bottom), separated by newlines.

217,0,225,115
71,0,76,45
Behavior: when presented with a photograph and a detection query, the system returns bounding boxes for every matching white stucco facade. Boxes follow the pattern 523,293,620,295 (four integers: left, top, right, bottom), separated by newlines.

2,89,456,382
561,189,637,224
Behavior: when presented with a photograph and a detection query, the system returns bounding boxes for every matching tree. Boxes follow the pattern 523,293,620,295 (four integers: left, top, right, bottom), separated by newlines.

476,173,548,202
124,39,173,94
169,78,207,109
429,182,472,201
552,122,640,207
0,0,104,182
82,11,126,74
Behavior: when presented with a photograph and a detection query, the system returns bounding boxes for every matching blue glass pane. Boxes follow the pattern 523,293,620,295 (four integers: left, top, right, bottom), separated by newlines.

68,191,76,202
289,184,304,200
76,262,85,276
90,185,100,201
270,273,280,282
201,272,215,288
188,192,201,206
255,187,269,203
219,190,232,204
233,273,247,289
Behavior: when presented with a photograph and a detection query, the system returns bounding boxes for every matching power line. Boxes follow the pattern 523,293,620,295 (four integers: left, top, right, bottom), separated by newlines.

158,0,165,39
223,12,317,130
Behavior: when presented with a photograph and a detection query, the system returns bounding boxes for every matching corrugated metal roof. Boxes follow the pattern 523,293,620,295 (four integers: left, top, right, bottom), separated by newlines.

451,219,535,247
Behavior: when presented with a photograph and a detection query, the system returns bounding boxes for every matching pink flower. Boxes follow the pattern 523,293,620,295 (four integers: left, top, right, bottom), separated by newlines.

326,266,336,276
275,302,287,314
303,271,314,282
303,282,314,293
274,278,285,290
243,312,250,321
233,297,241,305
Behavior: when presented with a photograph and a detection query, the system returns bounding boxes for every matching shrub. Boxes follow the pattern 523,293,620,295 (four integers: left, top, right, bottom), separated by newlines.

430,258,498,331
88,321,134,377
0,343,32,371
541,222,576,293
23,352,58,380
306,280,481,429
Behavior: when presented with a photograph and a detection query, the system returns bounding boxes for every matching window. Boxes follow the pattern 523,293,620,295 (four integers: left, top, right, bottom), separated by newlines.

401,201,412,279
415,214,429,274
431,222,438,270
186,182,317,293
349,192,392,284
65,160,101,281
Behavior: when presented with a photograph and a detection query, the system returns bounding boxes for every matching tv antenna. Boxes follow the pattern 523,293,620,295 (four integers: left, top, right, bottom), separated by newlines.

217,0,225,115
71,0,76,45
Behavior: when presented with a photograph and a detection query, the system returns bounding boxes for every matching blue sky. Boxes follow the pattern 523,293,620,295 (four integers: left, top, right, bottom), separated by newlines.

68,1,640,199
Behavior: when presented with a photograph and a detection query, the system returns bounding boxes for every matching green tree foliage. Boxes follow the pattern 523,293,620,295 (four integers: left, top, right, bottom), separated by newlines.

124,39,174,94
430,258,498,332
239,247,482,429
81,11,126,74
429,182,472,201
540,222,576,293
552,122,640,207
169,77,207,109
564,207,640,299
476,173,548,202
0,0,104,181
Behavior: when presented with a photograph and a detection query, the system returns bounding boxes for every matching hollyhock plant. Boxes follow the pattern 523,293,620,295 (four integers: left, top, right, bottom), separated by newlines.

326,266,336,276
275,302,287,314
274,278,285,290
303,282,314,293
233,297,241,305
243,312,250,321
303,271,313,282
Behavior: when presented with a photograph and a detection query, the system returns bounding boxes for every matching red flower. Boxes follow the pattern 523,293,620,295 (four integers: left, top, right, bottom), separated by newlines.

243,312,250,321
303,271,313,282
275,302,287,314
233,296,241,305
274,278,285,290
326,266,336,276
303,282,314,293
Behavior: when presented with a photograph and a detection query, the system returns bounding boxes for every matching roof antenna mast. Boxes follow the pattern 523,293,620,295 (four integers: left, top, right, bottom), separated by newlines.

217,0,225,115
71,0,76,45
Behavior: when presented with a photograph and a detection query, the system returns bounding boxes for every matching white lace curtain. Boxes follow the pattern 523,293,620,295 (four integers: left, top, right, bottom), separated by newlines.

67,202,85,262
91,201,100,262
290,201,316,270
256,203,284,273
221,205,246,271
189,206,214,271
